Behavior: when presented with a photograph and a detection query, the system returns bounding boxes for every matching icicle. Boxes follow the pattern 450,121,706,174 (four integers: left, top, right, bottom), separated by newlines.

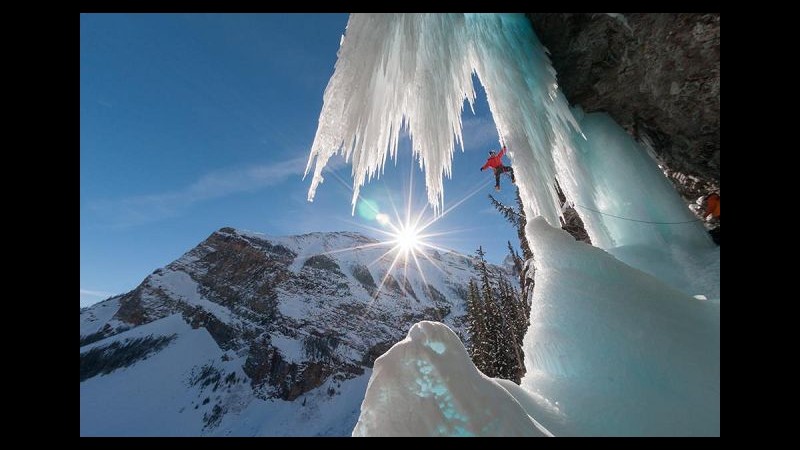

304,13,582,224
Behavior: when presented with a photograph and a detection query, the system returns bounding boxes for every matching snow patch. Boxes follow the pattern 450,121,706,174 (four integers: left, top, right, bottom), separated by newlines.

270,334,305,363
81,314,227,436
80,296,121,336
154,270,236,324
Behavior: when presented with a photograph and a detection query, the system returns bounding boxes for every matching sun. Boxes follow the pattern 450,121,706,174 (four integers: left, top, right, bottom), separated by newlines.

313,156,495,302
393,223,421,254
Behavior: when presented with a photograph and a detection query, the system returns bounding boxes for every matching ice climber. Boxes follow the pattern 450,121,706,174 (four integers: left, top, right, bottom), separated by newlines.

480,145,515,191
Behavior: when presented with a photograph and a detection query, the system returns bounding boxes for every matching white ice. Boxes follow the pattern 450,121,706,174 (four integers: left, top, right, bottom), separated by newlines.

352,321,550,437
307,13,720,436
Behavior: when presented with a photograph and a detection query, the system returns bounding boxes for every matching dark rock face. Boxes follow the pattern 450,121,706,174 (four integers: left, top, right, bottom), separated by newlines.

561,207,592,245
555,181,592,244
527,13,720,200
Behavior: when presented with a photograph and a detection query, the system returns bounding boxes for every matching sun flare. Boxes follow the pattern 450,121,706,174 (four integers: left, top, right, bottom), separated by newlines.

316,158,494,302
393,224,421,254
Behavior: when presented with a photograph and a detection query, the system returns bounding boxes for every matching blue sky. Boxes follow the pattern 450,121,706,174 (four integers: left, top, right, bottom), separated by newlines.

81,13,523,307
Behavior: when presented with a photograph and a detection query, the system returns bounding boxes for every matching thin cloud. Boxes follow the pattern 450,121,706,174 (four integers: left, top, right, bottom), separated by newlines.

90,155,345,227
80,289,113,298
81,289,114,308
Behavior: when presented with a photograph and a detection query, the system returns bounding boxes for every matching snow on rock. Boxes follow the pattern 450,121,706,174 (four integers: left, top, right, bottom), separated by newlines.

222,371,372,436
152,270,236,324
80,314,228,436
81,228,507,436
353,321,549,437
80,296,121,336
80,312,372,437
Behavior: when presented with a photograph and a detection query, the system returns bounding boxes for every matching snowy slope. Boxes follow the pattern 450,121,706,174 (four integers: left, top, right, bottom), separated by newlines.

81,314,229,436
80,296,121,336
80,228,515,436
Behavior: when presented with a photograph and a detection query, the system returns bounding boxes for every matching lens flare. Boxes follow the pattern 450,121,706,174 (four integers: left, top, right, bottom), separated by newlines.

312,153,494,303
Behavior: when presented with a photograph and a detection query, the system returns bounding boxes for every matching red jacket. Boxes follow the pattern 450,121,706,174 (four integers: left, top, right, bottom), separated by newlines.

705,193,720,219
481,147,507,170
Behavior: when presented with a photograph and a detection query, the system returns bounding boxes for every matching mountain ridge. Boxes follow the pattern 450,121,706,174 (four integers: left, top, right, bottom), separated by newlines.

80,227,517,435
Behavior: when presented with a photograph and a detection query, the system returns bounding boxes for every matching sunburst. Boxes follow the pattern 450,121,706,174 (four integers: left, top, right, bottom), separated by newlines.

392,223,421,255
313,159,493,304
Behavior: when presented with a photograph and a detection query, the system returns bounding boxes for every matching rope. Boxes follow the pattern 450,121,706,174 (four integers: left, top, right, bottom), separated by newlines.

573,203,703,225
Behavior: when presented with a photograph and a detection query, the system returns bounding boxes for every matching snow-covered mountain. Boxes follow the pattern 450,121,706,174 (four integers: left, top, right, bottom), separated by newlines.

80,227,515,436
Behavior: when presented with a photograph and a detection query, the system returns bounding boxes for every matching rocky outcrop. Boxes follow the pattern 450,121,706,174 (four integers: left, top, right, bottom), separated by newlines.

527,13,720,200
555,181,592,245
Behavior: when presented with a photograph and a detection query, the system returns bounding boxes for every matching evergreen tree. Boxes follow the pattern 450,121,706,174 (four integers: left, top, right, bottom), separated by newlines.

475,247,499,377
507,240,522,274
483,189,535,382
498,276,527,382
489,189,532,261
505,240,531,340
492,276,514,379
462,215,535,383
474,247,526,381
465,278,485,369
464,181,590,381
514,189,533,261
490,190,533,305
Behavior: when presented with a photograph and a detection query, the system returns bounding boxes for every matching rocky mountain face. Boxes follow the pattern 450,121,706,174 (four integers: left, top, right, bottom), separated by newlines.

80,228,515,435
527,13,720,201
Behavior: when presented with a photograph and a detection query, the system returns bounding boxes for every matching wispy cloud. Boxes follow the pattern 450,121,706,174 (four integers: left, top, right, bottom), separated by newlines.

90,155,345,227
80,289,112,298
81,288,114,308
